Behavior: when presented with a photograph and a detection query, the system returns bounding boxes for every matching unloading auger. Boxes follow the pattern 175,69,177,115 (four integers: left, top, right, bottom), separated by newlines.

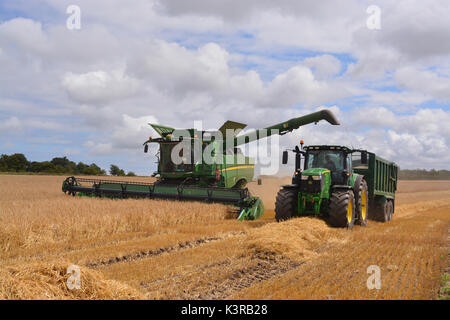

62,109,339,220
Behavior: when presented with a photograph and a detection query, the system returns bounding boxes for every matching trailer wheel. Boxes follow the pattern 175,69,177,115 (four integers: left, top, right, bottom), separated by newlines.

355,179,368,226
329,190,355,229
387,200,393,221
373,200,389,222
275,188,298,222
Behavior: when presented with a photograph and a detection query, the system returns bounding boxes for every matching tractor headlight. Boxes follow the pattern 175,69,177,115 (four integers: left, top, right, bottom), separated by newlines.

301,175,321,180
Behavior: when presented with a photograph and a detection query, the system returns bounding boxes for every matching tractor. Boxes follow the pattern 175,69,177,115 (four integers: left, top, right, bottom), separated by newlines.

275,143,399,228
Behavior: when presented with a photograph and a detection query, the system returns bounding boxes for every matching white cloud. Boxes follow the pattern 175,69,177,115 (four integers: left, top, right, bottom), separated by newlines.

62,70,140,104
0,1,449,172
0,18,49,54
352,106,397,127
84,114,158,155
0,116,22,133
303,55,342,79
395,67,450,101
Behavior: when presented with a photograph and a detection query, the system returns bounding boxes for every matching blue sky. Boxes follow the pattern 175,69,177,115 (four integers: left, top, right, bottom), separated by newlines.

1,0,449,174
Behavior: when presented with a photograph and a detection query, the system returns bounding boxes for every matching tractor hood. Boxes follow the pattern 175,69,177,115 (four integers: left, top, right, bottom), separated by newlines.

298,167,332,200
302,168,330,176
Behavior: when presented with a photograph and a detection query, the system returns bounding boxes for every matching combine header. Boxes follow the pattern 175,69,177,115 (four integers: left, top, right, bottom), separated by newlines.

63,109,339,220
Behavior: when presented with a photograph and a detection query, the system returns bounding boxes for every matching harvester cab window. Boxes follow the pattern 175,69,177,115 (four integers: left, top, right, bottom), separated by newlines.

160,142,194,172
225,147,243,155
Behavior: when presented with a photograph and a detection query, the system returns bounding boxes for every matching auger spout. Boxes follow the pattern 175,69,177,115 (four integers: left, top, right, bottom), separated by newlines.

233,109,340,146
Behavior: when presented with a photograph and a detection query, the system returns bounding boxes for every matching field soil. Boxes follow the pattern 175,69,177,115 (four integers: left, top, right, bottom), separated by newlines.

0,175,449,299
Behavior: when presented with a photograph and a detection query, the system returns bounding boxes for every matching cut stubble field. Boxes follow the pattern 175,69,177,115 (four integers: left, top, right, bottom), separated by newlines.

0,175,449,299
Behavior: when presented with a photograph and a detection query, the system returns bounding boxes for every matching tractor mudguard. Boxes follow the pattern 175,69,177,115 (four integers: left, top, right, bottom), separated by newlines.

331,185,353,190
280,184,299,189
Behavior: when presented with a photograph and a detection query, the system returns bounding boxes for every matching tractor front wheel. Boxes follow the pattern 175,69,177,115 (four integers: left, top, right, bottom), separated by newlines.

275,188,298,222
329,190,356,229
234,179,247,189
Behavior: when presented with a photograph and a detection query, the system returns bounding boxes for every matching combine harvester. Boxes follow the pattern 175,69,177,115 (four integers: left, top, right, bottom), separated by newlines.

62,110,339,220
276,143,399,228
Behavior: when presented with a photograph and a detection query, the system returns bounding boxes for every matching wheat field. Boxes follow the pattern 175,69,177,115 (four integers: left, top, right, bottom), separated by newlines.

0,175,449,299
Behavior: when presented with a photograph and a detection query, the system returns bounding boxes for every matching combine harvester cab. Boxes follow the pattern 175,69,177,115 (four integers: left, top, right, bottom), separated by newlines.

276,144,399,228
63,110,339,220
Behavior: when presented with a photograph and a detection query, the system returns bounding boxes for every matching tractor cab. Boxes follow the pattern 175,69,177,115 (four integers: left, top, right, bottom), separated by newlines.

303,145,352,185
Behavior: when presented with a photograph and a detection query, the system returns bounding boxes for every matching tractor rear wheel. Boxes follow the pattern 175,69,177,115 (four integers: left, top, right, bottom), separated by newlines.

355,179,368,226
275,188,298,222
329,190,356,229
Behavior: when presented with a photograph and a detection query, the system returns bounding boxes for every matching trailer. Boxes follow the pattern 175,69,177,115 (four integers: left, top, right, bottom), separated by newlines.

353,152,399,222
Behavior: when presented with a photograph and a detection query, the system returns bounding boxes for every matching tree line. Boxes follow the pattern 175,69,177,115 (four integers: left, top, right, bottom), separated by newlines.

398,169,450,180
0,153,136,176
1,153,449,179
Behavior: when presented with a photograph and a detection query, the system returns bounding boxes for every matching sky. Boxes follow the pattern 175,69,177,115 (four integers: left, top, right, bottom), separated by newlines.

0,0,449,175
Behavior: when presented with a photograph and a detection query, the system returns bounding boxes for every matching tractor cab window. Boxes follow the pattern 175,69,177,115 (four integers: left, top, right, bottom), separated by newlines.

305,150,345,172
352,151,369,169
305,150,347,184
346,155,352,171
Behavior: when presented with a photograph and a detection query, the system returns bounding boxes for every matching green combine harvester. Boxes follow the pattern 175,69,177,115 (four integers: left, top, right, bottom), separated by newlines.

276,143,399,228
62,109,339,220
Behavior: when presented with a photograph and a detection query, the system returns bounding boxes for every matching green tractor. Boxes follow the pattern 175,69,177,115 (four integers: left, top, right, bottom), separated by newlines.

275,144,399,228
63,110,339,220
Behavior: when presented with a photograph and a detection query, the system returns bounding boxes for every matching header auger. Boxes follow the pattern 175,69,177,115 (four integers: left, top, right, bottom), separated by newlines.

62,109,339,220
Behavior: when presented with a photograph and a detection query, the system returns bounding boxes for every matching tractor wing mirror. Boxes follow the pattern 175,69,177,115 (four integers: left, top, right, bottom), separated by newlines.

144,144,149,153
282,150,288,164
295,153,301,171
361,151,368,164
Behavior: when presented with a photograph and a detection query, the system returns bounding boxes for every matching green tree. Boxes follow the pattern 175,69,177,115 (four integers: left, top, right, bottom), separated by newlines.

126,171,136,177
40,161,56,173
75,162,88,174
110,164,125,176
0,155,7,171
51,156,70,167
3,153,28,172
50,156,77,173
84,164,106,176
